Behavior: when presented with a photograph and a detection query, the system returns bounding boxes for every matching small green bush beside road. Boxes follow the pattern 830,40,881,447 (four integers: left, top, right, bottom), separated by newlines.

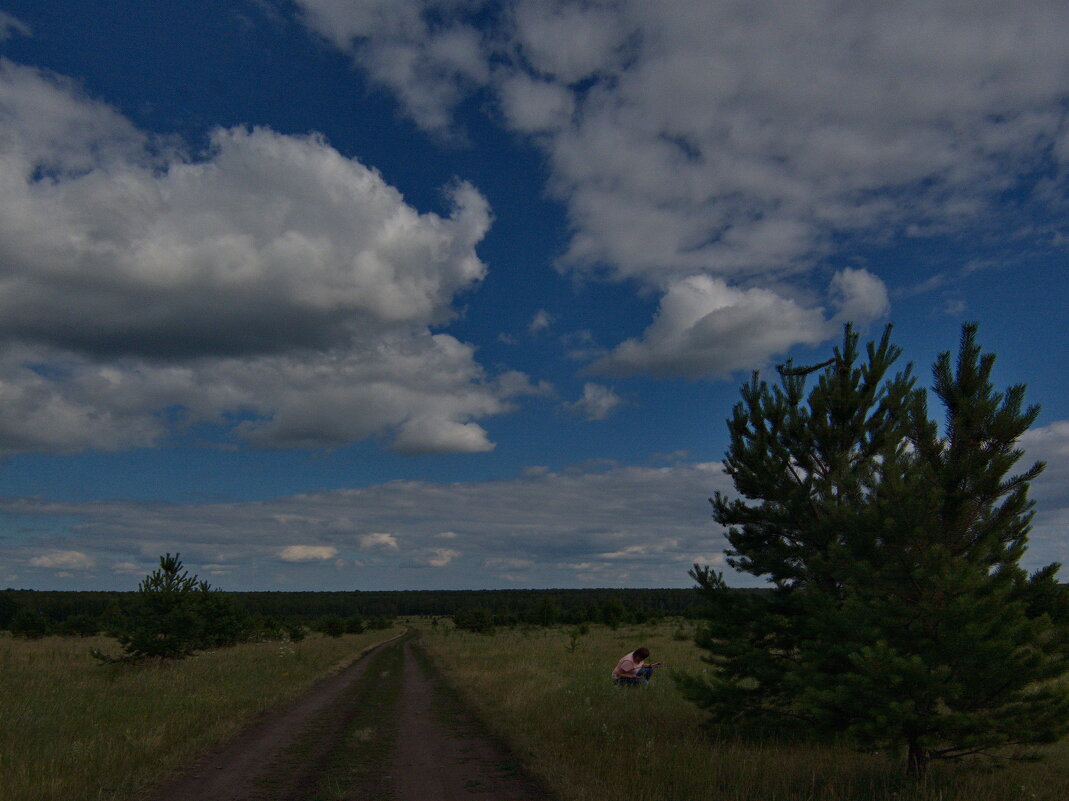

93,553,250,662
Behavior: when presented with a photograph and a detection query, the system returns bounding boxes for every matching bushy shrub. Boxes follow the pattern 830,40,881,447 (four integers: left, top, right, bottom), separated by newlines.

453,608,494,634
599,599,625,629
245,615,284,641
318,615,346,638
284,622,306,642
11,609,49,639
60,613,100,637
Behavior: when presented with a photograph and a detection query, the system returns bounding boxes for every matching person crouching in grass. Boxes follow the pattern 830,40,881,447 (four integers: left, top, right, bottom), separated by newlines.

612,647,663,687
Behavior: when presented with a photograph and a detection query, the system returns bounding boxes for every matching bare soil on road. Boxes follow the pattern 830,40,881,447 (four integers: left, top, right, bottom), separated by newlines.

146,633,550,801
393,640,548,801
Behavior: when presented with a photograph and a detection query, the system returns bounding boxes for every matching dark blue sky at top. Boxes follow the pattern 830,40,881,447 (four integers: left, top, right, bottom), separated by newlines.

0,0,704,504
1,1,1067,590
1,2,585,496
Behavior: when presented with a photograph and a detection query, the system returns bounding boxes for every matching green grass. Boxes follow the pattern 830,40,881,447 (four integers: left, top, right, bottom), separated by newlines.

7,621,1066,801
0,629,404,801
419,620,1069,801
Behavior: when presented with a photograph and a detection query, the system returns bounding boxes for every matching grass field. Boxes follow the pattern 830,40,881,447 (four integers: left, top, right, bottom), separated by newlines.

419,619,1069,801
0,628,403,801
6,620,1067,801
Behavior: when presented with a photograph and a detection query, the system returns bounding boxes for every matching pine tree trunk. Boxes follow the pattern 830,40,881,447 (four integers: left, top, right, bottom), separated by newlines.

906,740,929,780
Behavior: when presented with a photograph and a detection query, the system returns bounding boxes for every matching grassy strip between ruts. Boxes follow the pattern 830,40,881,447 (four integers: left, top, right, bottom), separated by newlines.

257,633,407,801
0,628,405,801
418,619,1069,801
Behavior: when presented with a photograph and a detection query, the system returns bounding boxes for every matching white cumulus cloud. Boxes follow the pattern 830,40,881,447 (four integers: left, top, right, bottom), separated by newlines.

400,546,460,568
590,270,887,379
0,60,535,456
1021,421,1069,508
279,545,339,562
29,550,95,570
427,547,460,567
564,382,623,420
359,532,400,551
528,309,555,334
297,0,490,135
296,0,1069,377
497,74,574,134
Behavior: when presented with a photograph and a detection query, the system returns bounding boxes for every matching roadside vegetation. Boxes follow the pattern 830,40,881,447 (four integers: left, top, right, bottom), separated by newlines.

415,325,1069,800
421,619,1069,801
0,627,403,801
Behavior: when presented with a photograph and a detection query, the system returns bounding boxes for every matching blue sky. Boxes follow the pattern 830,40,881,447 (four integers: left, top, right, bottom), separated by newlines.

1,1,1067,591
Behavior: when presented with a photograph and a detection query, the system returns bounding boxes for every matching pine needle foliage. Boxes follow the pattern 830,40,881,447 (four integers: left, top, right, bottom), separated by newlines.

95,553,248,662
681,324,1069,778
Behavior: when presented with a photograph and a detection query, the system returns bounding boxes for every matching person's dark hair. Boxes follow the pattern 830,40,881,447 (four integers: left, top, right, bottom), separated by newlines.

634,647,650,660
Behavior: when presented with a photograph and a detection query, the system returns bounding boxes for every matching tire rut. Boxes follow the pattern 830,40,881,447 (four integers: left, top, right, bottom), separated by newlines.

391,639,550,801
146,635,403,801
145,634,551,801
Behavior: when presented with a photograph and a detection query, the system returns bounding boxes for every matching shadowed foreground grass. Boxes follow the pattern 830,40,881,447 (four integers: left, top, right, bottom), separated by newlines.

420,620,1069,801
0,628,403,801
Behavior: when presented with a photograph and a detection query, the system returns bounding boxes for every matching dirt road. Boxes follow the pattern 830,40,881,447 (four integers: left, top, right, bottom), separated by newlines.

148,634,550,801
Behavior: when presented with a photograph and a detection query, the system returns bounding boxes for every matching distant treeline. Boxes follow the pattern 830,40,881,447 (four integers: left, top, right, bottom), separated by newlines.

1,587,713,631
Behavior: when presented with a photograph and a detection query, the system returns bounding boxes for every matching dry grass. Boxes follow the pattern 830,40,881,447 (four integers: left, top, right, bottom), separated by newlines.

420,620,1069,801
0,628,404,801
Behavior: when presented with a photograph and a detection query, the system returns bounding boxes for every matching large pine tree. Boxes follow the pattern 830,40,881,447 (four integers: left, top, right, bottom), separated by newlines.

682,324,1069,777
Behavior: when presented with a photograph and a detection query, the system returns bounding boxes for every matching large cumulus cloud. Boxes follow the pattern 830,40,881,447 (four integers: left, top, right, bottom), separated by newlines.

590,269,888,378
0,60,533,455
295,0,1069,376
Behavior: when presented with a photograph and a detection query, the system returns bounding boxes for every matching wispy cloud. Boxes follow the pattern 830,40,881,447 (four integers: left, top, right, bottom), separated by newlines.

563,383,623,420
7,422,1067,589
0,12,30,41
528,309,555,334
2,461,734,589
296,0,1069,377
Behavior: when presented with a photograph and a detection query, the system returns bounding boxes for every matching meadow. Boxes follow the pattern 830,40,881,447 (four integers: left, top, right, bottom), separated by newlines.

419,619,1069,801
6,618,1068,801
0,628,403,801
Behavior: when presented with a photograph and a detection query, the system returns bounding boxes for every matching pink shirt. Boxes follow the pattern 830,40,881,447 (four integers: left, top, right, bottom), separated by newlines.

612,651,644,680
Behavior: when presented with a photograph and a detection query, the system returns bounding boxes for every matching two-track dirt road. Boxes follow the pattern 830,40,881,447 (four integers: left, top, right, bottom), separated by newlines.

148,634,550,801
